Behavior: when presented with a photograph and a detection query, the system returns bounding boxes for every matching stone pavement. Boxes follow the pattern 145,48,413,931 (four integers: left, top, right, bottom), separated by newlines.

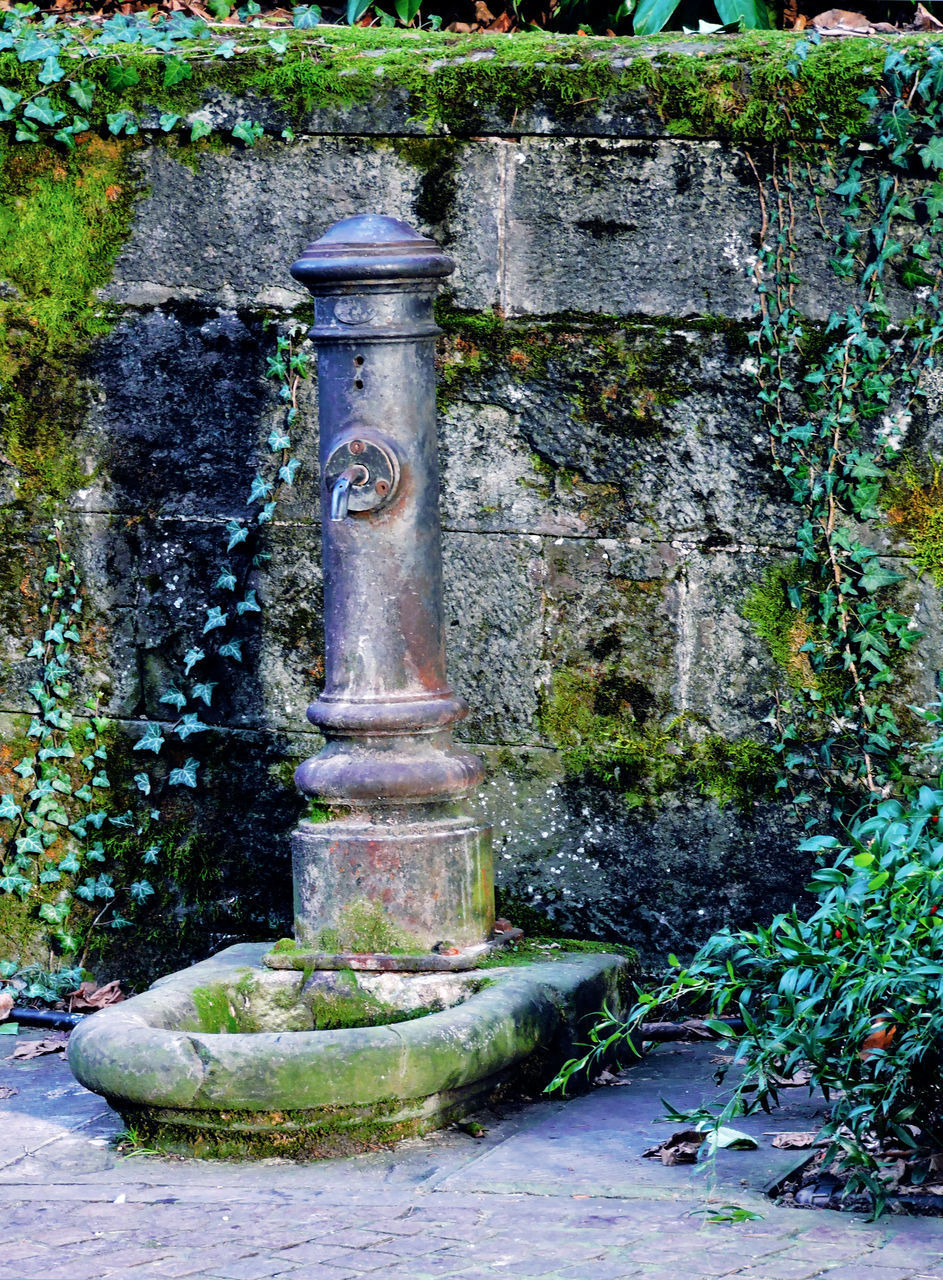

3,1030,943,1280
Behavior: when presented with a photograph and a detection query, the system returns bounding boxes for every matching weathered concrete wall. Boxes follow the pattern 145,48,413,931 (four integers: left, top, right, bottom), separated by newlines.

3,34,940,974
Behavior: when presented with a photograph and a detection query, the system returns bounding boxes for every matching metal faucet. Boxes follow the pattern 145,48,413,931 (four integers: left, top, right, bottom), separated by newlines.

329,464,368,521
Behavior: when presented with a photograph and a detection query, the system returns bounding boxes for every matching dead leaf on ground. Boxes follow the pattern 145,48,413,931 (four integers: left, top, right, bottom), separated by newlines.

0,1085,17,1100
66,980,124,1012
0,993,13,1022
643,1129,705,1166
915,2,943,30
772,1130,820,1149
811,7,878,34
770,1065,813,1087
593,1069,630,1086
11,1036,68,1059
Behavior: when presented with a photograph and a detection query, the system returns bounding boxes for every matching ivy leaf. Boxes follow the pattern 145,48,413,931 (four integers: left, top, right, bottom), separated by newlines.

15,833,44,856
23,97,66,126
16,35,59,63
91,773,110,788
215,39,238,58
39,868,60,884
134,724,165,754
163,54,192,88
346,0,372,21
216,570,237,591
268,429,291,452
159,112,181,132
130,879,155,904
267,36,288,54
142,845,160,865
59,852,81,875
13,759,35,779
248,475,274,504
73,785,93,803
226,520,248,551
106,63,141,91
39,900,68,923
0,86,21,114
169,758,199,788
921,136,943,171
160,686,187,711
67,79,94,111
106,111,133,137
859,565,906,594
183,647,205,674
191,681,217,706
203,606,228,634
279,458,300,485
37,55,64,85
258,501,276,524
133,772,151,795
236,590,261,615
0,795,21,821
219,638,243,662
190,117,213,142
293,4,322,25
176,713,209,741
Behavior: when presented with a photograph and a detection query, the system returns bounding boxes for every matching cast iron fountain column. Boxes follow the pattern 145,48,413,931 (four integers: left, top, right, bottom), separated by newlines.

288,215,494,956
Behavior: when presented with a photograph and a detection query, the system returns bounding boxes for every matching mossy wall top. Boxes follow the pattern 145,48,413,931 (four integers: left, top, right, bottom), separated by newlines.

2,30,940,974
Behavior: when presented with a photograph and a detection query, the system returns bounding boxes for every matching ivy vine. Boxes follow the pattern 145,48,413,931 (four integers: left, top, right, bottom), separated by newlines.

749,35,943,820
0,327,310,966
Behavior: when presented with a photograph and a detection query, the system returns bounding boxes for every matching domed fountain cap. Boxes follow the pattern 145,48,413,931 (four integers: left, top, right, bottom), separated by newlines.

290,215,454,291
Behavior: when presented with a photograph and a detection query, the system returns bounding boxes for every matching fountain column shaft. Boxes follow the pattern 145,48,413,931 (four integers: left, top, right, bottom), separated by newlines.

288,216,493,954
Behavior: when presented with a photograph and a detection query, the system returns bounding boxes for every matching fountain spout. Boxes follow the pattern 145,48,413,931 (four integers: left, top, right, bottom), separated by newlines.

328,464,368,521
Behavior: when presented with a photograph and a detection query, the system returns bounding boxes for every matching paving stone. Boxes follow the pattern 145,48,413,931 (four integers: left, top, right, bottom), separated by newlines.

316,1249,424,1272
209,1257,303,1280
808,1268,923,1280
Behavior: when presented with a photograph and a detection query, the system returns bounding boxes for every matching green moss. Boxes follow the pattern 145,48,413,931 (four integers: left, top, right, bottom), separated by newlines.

540,664,776,811
241,28,880,141
190,982,252,1033
116,1092,458,1159
436,309,716,443
742,562,817,689
317,898,421,954
884,456,943,585
386,137,463,227
694,735,778,810
476,935,639,969
0,135,139,509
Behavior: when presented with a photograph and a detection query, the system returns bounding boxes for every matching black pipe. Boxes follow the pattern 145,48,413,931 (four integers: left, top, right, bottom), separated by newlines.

10,1007,84,1030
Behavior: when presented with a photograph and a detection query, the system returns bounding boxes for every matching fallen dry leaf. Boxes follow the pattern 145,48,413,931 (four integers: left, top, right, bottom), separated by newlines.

915,2,943,30
66,980,124,1012
593,1069,630,1086
643,1129,706,1166
12,1036,68,1059
812,7,872,29
772,1131,820,1149
0,992,13,1022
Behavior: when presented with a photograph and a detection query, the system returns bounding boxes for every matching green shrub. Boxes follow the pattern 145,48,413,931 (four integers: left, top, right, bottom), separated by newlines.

551,701,943,1214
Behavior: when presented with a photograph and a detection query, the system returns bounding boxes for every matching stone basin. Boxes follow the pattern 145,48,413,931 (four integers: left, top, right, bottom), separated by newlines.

67,943,629,1157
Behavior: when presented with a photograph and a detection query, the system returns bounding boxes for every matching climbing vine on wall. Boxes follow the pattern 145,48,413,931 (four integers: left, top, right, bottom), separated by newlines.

747,35,943,820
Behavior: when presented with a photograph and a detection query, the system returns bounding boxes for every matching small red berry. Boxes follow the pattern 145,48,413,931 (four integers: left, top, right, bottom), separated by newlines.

932,816,939,824
834,928,843,939
931,906,939,916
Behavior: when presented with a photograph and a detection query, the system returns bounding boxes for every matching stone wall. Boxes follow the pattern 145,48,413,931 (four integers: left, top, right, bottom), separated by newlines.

2,33,939,975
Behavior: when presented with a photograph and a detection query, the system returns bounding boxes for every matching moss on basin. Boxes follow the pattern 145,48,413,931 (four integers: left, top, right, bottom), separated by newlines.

67,941,629,1157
